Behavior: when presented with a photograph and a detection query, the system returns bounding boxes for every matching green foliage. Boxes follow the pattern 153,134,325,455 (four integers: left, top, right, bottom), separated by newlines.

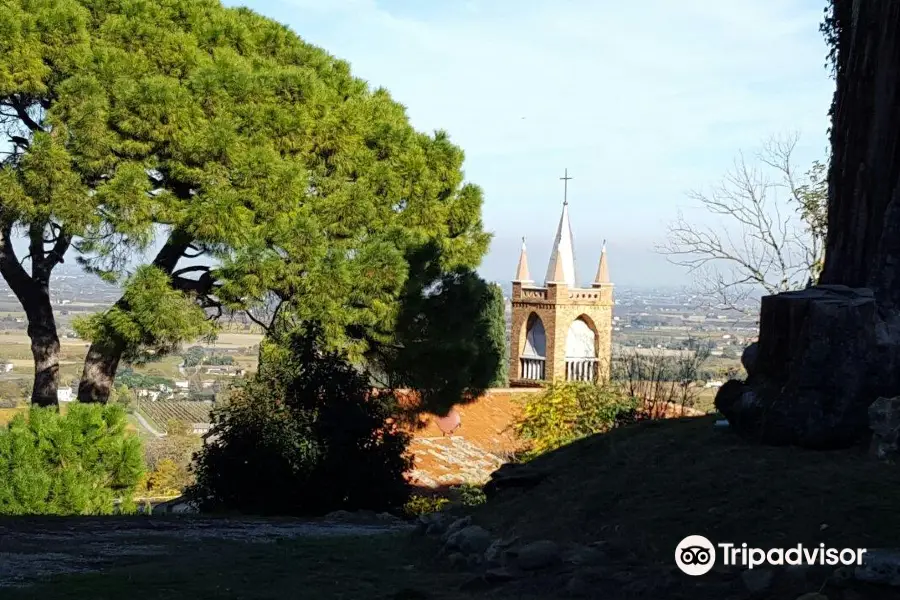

452,483,487,507
4,0,492,407
114,368,174,392
514,383,638,461
143,419,201,467
403,494,450,518
182,347,205,368
189,324,412,515
138,458,191,498
73,266,214,363
821,0,839,76
0,404,144,515
483,283,508,388
795,159,828,283
110,383,135,410
367,243,503,416
182,346,233,367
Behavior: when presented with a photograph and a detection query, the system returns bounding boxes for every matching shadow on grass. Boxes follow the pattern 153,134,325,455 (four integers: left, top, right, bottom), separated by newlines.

0,525,491,600
473,415,900,561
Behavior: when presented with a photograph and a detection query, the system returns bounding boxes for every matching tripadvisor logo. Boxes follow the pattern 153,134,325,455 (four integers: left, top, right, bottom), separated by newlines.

675,535,868,576
675,535,716,576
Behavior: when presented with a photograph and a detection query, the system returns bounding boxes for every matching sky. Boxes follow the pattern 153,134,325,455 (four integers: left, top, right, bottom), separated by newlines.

219,0,835,287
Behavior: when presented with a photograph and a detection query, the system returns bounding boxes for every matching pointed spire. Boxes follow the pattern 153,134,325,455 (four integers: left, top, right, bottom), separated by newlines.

593,240,610,286
514,236,532,283
545,201,577,286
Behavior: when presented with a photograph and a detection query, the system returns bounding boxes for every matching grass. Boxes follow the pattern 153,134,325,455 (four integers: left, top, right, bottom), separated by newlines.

0,405,74,426
0,521,527,600
0,407,24,426
473,415,900,564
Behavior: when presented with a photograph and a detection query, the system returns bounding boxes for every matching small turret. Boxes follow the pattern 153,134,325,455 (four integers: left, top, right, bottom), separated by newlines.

592,240,610,287
514,237,533,283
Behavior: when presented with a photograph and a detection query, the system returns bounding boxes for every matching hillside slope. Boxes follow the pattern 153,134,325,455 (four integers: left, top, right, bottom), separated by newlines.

474,416,900,563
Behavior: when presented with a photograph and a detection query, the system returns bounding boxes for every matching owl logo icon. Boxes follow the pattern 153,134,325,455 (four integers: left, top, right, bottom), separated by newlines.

675,535,716,575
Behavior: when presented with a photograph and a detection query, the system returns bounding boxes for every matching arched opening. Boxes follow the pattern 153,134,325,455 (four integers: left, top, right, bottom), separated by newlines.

520,313,546,380
565,316,598,382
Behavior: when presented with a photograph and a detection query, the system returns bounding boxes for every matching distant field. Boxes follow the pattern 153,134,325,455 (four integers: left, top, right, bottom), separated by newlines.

0,407,24,426
0,328,261,402
137,401,214,430
0,404,75,426
205,331,263,348
0,330,261,349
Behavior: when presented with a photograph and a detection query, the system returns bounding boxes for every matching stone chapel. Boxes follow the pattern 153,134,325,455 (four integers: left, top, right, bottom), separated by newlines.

508,174,613,386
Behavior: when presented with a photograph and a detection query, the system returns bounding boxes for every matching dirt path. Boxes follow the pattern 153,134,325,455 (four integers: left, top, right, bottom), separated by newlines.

132,411,165,437
0,516,411,589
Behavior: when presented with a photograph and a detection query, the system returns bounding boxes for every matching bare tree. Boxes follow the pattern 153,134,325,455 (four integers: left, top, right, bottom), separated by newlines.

659,133,827,313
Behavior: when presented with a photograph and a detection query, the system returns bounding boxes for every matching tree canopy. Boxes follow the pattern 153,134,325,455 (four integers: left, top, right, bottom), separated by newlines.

2,0,495,407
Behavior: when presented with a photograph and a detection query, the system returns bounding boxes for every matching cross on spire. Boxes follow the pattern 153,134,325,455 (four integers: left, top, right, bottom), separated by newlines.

560,168,573,205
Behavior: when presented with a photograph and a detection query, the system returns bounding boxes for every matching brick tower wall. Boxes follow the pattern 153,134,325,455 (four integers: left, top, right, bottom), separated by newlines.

509,281,613,386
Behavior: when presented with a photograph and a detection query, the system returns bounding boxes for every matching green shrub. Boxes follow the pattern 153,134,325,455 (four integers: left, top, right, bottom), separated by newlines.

514,382,638,461
403,494,450,517
452,483,486,507
0,404,144,515
188,324,412,515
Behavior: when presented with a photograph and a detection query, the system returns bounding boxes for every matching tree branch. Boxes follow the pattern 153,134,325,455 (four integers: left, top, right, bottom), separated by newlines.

7,96,44,133
171,265,211,278
658,133,823,310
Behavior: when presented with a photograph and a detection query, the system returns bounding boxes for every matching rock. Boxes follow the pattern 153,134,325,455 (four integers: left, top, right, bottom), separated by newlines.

170,501,198,514
854,548,900,586
869,397,900,459
447,552,467,569
416,512,452,537
512,540,562,571
832,566,854,587
376,512,402,524
716,286,895,449
483,463,551,499
441,516,472,542
484,536,519,565
741,568,774,594
445,525,492,555
465,553,484,569
742,341,759,377
795,594,828,600
151,496,198,515
484,568,519,583
324,510,354,521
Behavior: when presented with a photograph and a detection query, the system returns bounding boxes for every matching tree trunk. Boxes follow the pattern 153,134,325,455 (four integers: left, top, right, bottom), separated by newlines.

0,226,62,407
26,290,61,408
819,0,900,309
77,338,124,404
716,0,900,448
77,230,192,403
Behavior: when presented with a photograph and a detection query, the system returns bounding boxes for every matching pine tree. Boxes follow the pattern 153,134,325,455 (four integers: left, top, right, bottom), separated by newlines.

1,0,493,405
